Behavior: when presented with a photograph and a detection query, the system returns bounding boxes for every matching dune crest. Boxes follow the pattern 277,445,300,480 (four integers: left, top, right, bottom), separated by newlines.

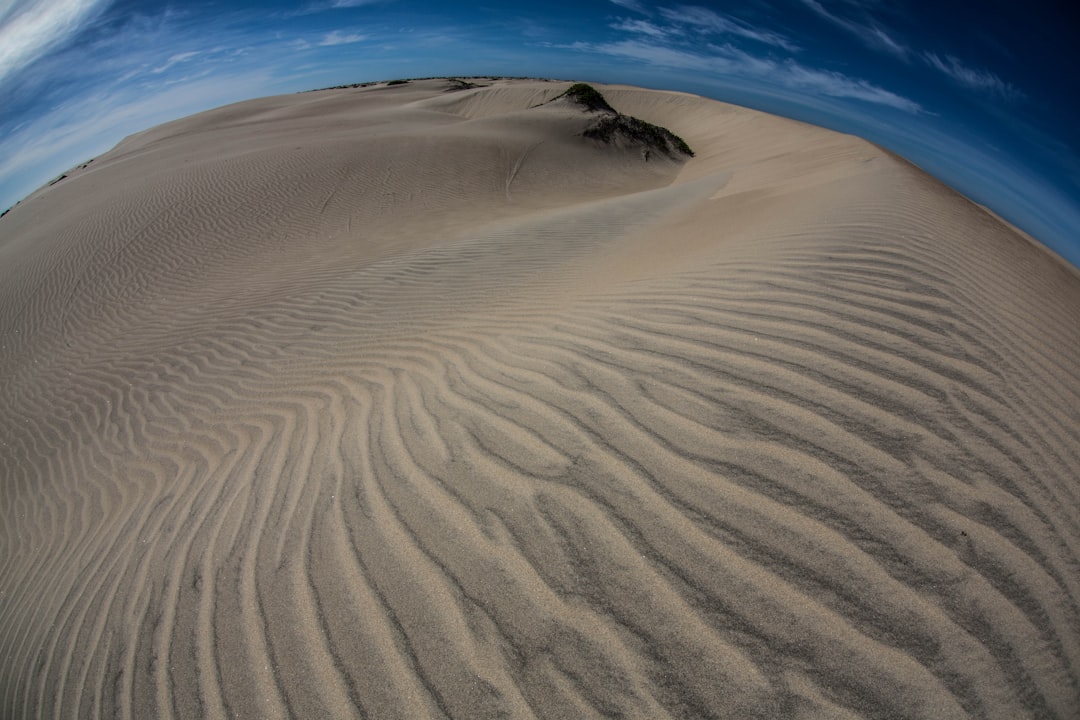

1,78,1078,719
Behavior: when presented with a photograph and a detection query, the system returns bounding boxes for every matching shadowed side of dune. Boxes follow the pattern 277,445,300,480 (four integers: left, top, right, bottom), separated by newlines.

0,78,1078,719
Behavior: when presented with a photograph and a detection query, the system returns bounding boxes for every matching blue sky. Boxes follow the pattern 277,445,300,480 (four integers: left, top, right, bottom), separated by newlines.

1,0,1077,267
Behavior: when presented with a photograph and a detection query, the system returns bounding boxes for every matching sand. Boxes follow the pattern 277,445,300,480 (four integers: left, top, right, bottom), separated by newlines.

1,77,1078,719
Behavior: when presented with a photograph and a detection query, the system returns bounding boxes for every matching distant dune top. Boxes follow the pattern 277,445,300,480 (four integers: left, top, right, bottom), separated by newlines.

1,77,1079,720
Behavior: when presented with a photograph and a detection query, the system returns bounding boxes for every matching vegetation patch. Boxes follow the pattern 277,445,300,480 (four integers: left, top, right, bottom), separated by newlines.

308,76,552,93
550,83,694,158
556,83,617,113
445,78,484,92
305,81,379,92
584,115,694,157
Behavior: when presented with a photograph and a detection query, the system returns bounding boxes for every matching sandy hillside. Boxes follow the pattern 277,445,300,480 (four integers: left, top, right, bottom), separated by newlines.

1,77,1078,719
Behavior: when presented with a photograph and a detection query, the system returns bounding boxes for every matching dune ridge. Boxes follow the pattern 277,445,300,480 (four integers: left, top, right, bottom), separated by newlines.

1,78,1078,719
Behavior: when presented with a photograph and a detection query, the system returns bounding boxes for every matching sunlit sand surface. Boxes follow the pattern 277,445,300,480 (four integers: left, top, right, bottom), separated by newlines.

1,78,1078,719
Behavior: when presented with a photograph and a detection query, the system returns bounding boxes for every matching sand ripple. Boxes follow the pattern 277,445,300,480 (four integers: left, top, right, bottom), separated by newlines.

1,79,1078,719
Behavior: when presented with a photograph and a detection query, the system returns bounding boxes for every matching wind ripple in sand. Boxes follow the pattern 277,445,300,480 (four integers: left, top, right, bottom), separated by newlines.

1,79,1078,719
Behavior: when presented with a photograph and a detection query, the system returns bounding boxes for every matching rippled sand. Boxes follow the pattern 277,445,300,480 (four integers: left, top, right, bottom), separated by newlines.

1,78,1078,719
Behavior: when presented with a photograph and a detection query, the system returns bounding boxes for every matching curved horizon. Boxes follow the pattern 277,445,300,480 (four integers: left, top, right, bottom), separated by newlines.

2,78,1078,718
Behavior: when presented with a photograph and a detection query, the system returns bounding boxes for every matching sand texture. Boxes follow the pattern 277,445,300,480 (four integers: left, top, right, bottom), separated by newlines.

1,78,1079,719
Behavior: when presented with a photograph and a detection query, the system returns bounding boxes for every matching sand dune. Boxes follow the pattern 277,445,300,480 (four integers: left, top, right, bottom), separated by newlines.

1,77,1078,719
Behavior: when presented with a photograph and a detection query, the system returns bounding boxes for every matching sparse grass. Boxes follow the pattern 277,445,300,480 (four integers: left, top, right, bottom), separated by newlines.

445,78,483,92
304,81,379,92
584,115,694,157
306,76,554,93
552,84,693,158
556,83,616,113
546,83,693,157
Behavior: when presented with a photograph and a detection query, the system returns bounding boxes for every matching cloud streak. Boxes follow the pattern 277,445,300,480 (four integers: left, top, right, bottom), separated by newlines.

0,0,112,83
778,61,919,111
796,1,1024,103
798,0,908,59
318,30,367,46
570,38,921,112
608,0,648,13
610,18,669,39
923,52,1023,101
582,7,921,114
658,6,799,51
290,0,385,17
151,50,200,74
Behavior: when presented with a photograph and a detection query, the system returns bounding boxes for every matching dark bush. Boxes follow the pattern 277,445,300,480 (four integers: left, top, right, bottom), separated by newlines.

557,83,617,113
583,114,694,157
549,83,693,157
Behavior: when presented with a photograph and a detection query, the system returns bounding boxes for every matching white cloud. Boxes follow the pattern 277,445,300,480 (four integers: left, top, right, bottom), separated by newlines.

658,6,798,51
779,61,921,112
318,30,367,46
798,0,908,59
570,38,922,112
609,0,648,13
865,25,905,57
0,0,21,22
151,50,199,74
0,0,112,83
923,52,1023,101
571,39,710,70
610,18,669,38
290,0,384,16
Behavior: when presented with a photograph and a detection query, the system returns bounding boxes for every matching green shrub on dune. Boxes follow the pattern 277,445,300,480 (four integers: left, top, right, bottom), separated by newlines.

557,83,617,113
552,83,694,158
584,114,694,157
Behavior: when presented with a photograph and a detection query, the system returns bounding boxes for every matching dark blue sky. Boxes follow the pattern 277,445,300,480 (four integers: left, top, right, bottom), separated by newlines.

1,0,1077,266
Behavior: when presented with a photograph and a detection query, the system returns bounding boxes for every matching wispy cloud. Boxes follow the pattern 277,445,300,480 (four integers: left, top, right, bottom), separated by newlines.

0,0,112,83
608,0,648,13
798,0,908,59
151,50,200,74
923,52,1023,101
570,38,921,112
658,6,798,51
610,18,669,38
779,61,920,111
318,30,367,46
290,0,386,16
593,8,918,113
570,39,709,70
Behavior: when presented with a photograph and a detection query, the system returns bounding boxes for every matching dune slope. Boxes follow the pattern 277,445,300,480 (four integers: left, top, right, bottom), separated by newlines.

1,78,1078,719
